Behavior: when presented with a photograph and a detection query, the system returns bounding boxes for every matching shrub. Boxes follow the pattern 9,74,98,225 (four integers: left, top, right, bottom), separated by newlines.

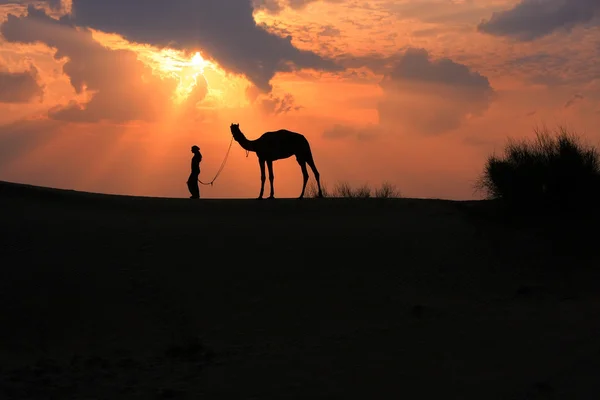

476,126,600,210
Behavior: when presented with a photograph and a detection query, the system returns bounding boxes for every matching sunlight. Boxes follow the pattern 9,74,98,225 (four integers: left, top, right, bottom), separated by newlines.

130,46,251,109
139,48,215,104
89,30,233,106
172,51,210,104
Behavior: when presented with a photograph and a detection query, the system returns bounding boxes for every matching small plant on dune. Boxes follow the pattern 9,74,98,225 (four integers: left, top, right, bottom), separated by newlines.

333,181,355,198
353,184,372,198
332,181,372,198
476,126,600,210
375,181,401,198
305,180,330,198
306,180,401,198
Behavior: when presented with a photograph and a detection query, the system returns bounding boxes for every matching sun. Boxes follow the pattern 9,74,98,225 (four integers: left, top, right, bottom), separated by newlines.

191,52,204,68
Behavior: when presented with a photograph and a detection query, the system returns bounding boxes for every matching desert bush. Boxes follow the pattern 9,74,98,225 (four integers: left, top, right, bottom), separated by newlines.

476,126,600,210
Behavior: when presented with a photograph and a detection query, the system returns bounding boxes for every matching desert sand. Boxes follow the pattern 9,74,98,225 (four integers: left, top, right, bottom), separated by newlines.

1,180,599,399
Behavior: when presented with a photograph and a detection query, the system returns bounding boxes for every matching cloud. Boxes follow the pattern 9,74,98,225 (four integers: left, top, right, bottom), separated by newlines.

245,83,302,115
259,93,302,115
60,0,341,93
322,123,380,141
0,0,66,14
0,6,204,123
388,0,507,25
478,0,600,41
376,48,495,135
564,93,584,109
318,25,341,37
0,64,44,103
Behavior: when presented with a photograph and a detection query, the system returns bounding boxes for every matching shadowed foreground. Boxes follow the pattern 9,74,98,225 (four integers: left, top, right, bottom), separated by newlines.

1,181,599,399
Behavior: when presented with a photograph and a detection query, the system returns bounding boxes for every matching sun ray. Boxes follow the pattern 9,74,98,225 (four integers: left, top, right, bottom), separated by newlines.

84,29,254,122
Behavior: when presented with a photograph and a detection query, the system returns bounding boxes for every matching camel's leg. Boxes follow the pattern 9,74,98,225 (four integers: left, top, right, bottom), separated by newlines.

258,158,266,199
266,160,275,199
298,161,309,199
306,158,323,198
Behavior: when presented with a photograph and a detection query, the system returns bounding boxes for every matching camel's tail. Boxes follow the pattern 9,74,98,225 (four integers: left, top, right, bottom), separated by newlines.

299,136,320,180
306,143,316,163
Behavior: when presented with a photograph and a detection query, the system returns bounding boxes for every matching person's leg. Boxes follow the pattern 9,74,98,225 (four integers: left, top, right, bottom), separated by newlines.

187,173,198,198
193,176,200,199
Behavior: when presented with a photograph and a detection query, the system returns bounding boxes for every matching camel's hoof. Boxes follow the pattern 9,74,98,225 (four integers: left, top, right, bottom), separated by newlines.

256,197,263,200
267,196,275,200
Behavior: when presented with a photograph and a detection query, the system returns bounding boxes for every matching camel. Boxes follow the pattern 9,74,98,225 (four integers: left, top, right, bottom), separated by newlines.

230,123,324,199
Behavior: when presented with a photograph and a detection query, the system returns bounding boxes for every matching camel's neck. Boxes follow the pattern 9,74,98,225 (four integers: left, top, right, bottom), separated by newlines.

234,129,256,152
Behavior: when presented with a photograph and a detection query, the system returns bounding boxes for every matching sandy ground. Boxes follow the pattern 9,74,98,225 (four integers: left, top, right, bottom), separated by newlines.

1,180,599,399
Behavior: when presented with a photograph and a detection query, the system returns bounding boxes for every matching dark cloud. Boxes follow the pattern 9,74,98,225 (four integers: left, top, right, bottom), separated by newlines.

1,6,206,123
382,48,492,89
330,48,495,135
62,0,341,92
0,64,44,103
478,0,600,41
252,0,343,15
376,48,495,135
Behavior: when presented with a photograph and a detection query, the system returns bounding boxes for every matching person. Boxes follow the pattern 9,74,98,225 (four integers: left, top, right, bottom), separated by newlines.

187,145,202,199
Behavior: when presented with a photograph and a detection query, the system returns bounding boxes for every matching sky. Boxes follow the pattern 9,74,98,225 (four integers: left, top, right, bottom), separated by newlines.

0,0,599,200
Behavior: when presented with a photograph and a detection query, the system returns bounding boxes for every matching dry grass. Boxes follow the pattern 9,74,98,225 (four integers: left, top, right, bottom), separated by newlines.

305,180,401,199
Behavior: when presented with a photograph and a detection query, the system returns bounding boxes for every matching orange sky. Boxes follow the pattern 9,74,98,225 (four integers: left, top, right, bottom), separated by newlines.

0,0,599,199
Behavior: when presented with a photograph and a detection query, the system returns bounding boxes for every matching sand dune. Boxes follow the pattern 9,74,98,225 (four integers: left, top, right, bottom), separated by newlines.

1,180,599,399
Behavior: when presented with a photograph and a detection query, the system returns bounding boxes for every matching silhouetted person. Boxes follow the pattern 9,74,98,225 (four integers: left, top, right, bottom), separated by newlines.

187,145,202,199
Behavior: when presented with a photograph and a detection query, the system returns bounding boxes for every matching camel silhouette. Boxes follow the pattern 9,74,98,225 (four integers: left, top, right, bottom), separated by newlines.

230,123,324,199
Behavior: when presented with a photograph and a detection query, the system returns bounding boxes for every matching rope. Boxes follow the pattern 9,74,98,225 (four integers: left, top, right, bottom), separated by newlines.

198,136,234,186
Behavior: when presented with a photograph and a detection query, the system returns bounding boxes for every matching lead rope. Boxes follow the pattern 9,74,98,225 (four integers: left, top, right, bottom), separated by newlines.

198,136,234,186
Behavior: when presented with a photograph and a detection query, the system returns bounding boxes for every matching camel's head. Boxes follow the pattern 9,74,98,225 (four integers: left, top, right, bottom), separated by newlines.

230,123,241,141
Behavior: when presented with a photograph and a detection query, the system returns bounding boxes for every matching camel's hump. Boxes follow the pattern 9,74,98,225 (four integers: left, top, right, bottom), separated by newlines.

260,129,304,138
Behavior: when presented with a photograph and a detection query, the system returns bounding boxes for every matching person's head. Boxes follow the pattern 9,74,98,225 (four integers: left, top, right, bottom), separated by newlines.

191,145,200,154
